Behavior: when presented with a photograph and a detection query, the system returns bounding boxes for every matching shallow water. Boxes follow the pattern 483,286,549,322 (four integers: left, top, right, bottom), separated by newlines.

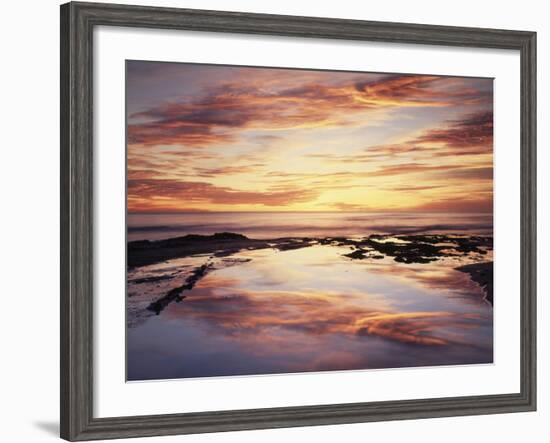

127,243,492,381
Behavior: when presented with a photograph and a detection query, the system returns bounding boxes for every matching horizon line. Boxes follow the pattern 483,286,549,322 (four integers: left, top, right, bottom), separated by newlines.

127,210,494,215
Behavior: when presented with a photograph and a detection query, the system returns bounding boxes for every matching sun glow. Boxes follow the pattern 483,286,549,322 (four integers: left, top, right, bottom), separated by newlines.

127,62,493,213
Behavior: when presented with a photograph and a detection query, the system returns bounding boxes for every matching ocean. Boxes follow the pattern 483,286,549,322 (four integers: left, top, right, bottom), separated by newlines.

127,211,493,242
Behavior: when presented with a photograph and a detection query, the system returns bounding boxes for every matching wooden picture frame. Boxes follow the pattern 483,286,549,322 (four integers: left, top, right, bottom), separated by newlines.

60,1,536,440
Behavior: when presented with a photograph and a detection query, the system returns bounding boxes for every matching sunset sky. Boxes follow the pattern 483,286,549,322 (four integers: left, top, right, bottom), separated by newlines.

127,61,493,213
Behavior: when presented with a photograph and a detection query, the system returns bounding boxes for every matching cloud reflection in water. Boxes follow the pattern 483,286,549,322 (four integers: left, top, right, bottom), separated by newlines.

127,245,492,380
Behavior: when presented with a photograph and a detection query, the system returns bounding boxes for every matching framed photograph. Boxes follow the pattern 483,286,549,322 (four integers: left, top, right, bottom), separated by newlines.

60,1,536,440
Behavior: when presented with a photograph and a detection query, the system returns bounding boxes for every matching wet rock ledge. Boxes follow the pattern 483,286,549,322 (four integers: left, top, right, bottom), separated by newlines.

456,261,494,304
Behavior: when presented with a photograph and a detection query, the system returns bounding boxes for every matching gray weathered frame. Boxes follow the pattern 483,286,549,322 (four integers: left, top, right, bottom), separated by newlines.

60,1,537,441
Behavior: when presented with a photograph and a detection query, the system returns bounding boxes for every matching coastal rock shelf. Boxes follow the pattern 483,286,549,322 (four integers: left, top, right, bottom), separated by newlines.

128,232,492,268
339,234,492,264
456,261,494,304
127,232,494,327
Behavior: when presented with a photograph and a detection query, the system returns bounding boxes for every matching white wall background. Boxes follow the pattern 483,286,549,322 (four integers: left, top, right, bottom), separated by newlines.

0,0,546,442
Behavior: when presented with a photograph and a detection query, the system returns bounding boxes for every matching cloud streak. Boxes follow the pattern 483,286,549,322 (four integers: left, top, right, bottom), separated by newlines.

127,178,318,211
413,111,493,153
128,73,491,148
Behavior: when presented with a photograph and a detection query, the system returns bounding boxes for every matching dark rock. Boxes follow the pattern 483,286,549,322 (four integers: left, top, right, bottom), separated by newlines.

456,261,493,304
358,234,493,264
147,263,212,314
344,249,368,259
128,232,267,268
130,274,175,284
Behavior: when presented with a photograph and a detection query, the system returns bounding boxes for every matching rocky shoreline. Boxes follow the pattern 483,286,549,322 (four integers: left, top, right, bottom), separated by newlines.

129,232,494,314
128,232,313,268
129,232,492,268
146,263,212,315
456,261,493,304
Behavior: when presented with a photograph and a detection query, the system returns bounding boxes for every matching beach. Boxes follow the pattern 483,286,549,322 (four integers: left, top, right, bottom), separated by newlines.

126,213,493,381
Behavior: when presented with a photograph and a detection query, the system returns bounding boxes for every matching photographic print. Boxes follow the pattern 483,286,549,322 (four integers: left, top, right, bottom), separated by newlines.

126,61,494,381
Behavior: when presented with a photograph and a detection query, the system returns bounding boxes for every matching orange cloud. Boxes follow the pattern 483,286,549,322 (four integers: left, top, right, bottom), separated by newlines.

368,162,453,177
127,178,319,211
193,164,266,178
413,111,493,154
128,75,489,148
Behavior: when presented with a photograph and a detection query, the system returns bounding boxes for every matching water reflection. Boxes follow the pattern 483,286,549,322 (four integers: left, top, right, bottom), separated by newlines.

127,245,492,381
